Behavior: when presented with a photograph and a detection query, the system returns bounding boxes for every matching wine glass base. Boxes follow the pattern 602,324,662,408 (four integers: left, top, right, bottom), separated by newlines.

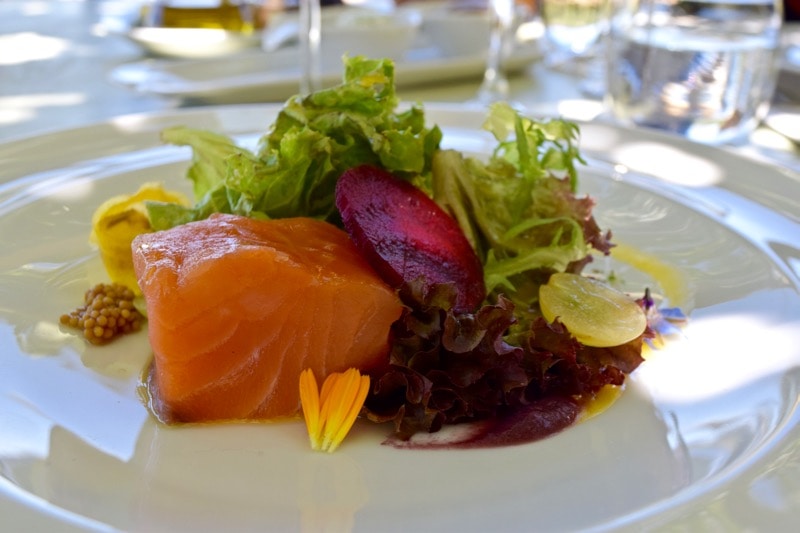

477,76,510,104
543,54,606,99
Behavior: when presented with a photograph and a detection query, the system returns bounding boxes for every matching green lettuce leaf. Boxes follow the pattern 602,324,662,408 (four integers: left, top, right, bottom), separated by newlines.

146,56,442,230
430,102,611,311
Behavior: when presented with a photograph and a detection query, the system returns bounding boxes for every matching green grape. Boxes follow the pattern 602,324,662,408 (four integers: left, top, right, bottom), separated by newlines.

539,273,647,347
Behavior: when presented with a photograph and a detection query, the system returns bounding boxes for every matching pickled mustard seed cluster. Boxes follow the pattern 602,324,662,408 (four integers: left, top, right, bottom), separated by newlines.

60,283,144,344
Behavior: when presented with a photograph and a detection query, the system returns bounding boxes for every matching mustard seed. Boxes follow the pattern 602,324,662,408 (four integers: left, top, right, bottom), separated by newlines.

60,282,146,345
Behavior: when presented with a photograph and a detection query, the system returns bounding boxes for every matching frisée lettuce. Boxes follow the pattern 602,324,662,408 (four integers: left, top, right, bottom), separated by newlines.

431,109,612,312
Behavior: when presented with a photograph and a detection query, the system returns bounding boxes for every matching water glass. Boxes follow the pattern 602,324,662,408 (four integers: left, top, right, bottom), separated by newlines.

478,0,517,103
606,0,784,144
299,0,322,94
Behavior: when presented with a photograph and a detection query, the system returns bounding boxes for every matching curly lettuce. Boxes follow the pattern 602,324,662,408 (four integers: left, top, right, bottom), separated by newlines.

146,56,442,230
364,280,645,440
429,102,612,312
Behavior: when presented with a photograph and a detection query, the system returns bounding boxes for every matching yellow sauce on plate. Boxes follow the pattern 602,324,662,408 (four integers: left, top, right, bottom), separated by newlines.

581,241,688,420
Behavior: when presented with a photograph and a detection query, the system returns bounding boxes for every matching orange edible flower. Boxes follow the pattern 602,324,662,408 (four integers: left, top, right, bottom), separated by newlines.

299,368,370,453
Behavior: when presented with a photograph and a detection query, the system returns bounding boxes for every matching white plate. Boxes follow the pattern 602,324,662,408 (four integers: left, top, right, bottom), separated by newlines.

1,104,800,531
109,44,541,104
125,27,264,59
121,4,424,60
764,103,800,144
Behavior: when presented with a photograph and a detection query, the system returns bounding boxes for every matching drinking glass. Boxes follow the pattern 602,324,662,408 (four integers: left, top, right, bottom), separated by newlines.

299,0,322,94
478,0,517,103
606,0,784,144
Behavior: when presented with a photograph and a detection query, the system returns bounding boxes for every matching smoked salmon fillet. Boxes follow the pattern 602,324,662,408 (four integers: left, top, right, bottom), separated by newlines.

132,213,402,423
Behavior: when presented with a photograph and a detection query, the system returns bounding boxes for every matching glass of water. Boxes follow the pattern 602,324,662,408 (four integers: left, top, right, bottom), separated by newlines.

606,0,783,144
478,0,517,103
298,0,323,94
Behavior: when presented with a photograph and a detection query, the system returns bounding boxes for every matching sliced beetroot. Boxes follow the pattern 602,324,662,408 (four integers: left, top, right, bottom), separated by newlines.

335,164,486,312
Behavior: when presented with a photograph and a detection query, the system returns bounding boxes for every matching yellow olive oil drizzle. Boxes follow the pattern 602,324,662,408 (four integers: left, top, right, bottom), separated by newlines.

609,241,689,309
580,242,688,420
577,384,625,423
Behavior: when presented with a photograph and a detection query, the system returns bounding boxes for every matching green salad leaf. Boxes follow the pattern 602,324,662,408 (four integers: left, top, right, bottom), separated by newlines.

146,56,610,318
131,55,647,444
146,56,442,230
430,102,611,312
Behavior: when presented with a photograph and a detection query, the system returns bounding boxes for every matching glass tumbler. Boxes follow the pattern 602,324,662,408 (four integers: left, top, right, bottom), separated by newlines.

606,0,783,144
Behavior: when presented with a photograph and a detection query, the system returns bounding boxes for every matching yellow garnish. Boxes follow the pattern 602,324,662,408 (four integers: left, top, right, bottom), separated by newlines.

577,384,624,423
90,182,188,293
299,368,370,453
642,337,659,355
610,242,688,308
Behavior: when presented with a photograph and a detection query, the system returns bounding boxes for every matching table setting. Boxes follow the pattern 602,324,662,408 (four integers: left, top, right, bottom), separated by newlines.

2,0,800,531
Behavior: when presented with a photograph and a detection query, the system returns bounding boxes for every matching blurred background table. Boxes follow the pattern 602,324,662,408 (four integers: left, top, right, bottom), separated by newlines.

1,0,799,172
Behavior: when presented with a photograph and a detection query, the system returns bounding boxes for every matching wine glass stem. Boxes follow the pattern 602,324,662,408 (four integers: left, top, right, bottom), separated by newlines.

479,0,514,103
299,0,322,95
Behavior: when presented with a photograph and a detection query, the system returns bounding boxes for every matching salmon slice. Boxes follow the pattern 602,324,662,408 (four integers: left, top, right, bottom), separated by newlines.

132,213,403,423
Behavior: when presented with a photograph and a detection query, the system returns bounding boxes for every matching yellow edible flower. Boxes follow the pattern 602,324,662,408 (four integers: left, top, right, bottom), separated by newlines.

299,368,370,453
90,182,188,293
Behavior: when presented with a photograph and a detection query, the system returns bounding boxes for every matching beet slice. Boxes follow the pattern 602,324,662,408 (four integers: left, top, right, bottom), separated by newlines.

335,164,485,312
